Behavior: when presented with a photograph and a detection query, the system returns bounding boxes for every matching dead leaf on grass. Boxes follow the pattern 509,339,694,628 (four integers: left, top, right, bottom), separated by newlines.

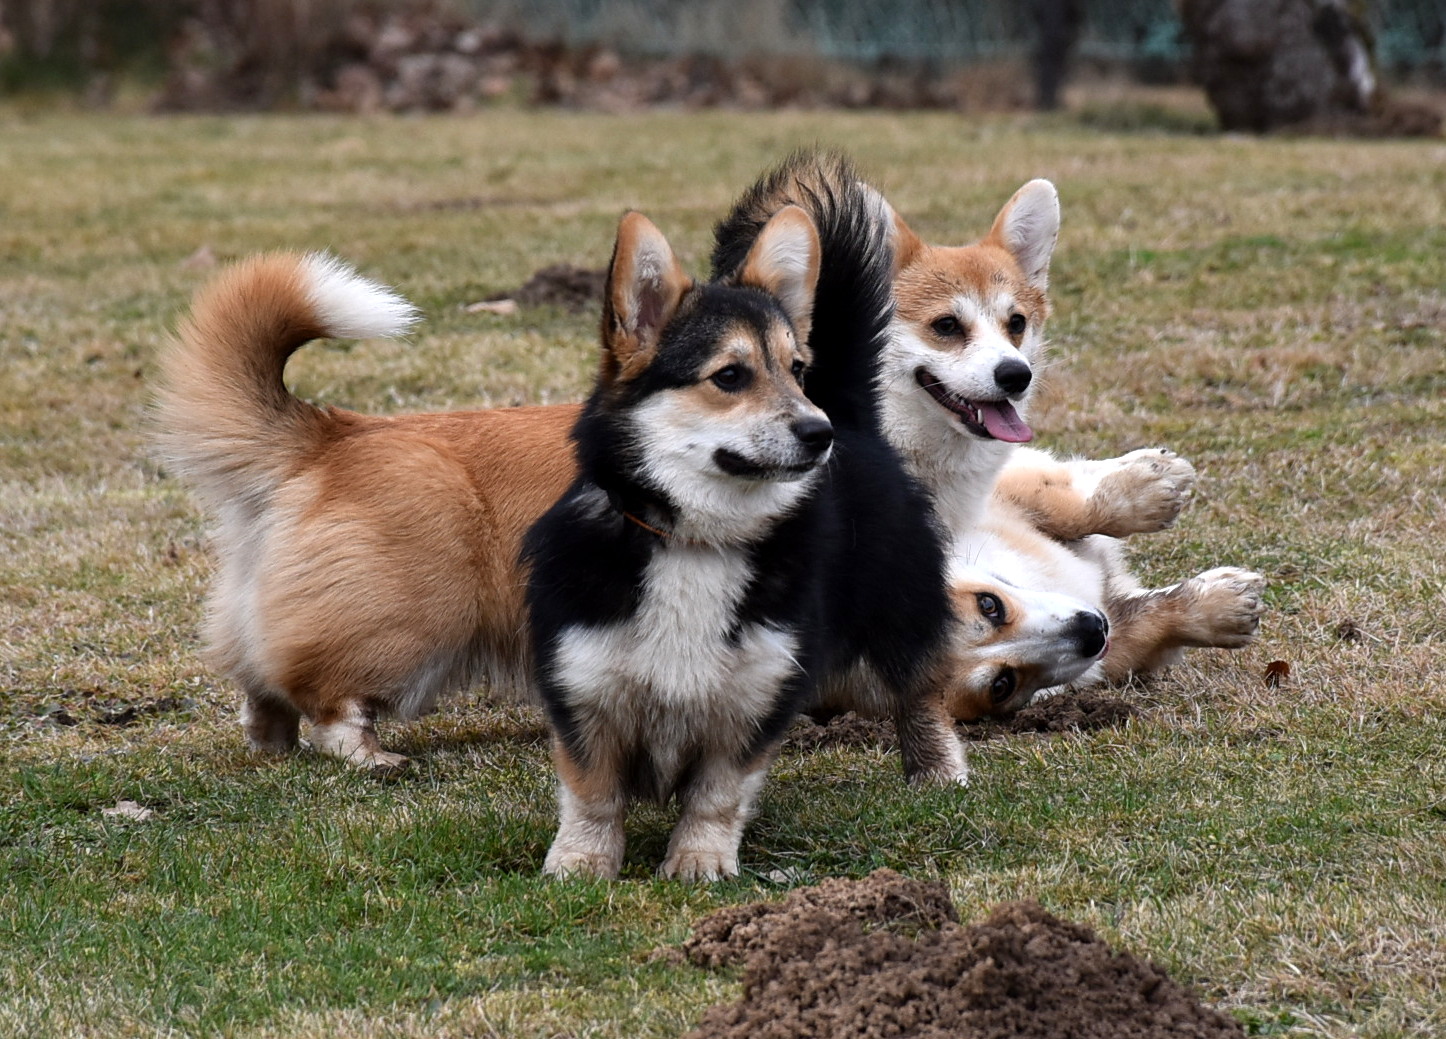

1264,660,1291,688
464,298,520,316
1334,619,1363,642
102,800,155,822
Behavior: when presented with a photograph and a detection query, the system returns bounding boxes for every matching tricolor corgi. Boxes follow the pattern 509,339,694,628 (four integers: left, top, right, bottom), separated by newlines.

526,186,962,880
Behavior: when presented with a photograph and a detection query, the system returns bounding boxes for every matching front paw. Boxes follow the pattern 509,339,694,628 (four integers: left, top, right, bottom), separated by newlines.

1091,448,1196,537
659,847,739,882
543,845,622,879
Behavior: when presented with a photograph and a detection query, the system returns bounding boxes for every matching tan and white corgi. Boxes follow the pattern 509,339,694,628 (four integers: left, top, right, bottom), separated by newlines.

154,252,581,768
943,446,1266,720
718,153,1264,721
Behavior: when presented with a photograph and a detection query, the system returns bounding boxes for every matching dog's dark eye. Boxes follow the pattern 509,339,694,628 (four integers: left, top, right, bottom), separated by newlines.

711,365,750,392
1007,313,1027,336
976,593,1006,624
790,358,807,384
990,668,1017,704
931,315,961,337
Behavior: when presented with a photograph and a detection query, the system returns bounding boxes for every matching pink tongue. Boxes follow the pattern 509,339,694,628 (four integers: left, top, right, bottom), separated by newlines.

977,401,1033,443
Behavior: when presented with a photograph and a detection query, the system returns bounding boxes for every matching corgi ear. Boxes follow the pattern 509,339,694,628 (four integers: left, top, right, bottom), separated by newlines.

734,204,820,347
603,211,693,382
985,179,1059,291
885,200,925,274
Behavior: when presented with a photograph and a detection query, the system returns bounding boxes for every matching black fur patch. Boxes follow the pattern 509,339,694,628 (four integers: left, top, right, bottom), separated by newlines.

525,151,954,806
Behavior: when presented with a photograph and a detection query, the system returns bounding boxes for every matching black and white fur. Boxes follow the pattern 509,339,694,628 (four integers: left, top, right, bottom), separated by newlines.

526,188,961,881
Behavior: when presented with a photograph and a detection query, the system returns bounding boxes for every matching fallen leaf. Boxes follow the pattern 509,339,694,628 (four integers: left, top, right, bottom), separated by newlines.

180,244,217,270
1264,660,1291,688
102,800,154,822
463,298,519,316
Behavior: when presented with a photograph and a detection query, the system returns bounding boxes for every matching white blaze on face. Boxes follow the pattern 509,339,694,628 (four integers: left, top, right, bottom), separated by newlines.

949,563,1105,690
627,382,827,545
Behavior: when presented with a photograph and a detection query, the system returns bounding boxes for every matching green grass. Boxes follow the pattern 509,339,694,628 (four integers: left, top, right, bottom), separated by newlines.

2,102,1444,1038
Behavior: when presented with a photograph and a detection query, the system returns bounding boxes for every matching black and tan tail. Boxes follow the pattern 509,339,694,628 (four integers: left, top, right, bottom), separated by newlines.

153,252,416,509
710,150,894,433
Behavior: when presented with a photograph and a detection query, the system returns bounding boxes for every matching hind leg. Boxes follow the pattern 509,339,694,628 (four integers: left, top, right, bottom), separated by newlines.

308,701,409,770
1102,567,1266,681
240,684,301,754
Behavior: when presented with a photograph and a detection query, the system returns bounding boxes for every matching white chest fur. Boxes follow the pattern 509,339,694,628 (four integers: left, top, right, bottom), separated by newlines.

551,542,800,766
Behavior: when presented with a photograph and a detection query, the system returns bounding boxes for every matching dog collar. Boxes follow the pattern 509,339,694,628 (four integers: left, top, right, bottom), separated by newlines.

622,510,704,547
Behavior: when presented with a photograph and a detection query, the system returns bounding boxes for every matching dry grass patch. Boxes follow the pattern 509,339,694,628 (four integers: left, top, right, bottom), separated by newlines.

2,105,1443,1038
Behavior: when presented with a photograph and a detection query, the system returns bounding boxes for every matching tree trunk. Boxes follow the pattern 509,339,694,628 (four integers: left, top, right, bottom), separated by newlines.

1180,0,1379,132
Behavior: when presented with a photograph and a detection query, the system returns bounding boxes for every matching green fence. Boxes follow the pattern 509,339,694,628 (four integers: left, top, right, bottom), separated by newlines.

481,0,1444,75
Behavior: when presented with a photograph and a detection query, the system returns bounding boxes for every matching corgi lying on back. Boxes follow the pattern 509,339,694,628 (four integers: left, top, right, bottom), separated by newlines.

526,187,963,880
717,152,1264,721
943,446,1266,720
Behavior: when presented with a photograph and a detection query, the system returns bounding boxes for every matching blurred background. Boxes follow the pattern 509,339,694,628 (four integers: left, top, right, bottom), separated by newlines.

0,0,1441,130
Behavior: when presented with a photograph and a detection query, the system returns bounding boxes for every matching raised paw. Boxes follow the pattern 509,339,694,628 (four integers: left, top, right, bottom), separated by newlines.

1182,567,1266,647
660,847,739,882
1089,448,1197,537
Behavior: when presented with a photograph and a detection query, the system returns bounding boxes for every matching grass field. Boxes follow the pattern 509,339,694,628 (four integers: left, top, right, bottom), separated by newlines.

2,100,1444,1038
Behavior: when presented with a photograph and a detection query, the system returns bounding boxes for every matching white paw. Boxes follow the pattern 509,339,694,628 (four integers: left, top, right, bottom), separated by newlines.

1187,567,1266,646
659,847,739,882
1092,448,1197,536
365,749,411,770
309,721,410,770
543,846,622,879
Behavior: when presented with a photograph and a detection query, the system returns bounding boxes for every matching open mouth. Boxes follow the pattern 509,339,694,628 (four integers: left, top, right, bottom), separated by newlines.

714,448,821,481
915,368,1033,443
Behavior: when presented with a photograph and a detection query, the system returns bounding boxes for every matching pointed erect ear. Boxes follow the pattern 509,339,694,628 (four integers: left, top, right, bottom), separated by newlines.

859,183,923,274
603,211,693,381
885,199,925,274
985,179,1060,291
734,204,821,347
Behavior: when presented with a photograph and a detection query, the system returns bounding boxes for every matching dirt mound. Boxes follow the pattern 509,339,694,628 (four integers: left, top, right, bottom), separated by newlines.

959,689,1141,740
786,711,896,751
682,870,1243,1039
487,263,606,312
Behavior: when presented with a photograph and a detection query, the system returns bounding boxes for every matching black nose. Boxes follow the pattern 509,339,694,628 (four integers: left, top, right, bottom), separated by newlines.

993,359,1033,396
1067,610,1108,658
791,416,834,456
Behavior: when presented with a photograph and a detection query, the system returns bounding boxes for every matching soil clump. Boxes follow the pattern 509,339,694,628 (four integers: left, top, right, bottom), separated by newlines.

682,869,1244,1038
486,263,606,313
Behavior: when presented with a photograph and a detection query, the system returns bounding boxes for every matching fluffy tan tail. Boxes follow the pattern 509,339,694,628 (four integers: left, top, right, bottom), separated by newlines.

153,252,417,509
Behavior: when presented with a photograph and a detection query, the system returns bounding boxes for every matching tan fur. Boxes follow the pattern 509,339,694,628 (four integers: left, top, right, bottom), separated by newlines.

994,447,1195,540
602,211,695,384
1099,568,1267,681
892,240,1051,346
156,253,578,767
942,450,1265,720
